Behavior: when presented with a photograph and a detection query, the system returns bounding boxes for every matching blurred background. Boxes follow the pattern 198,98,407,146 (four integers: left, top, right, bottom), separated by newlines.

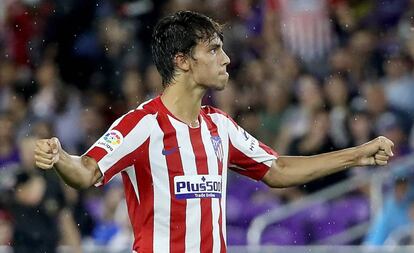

1,0,414,252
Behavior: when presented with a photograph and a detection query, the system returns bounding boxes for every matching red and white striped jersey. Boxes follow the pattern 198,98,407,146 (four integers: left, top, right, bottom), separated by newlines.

84,96,278,253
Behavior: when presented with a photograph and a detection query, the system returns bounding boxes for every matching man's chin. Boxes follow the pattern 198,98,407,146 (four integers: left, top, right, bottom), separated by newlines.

203,79,228,90
213,81,227,91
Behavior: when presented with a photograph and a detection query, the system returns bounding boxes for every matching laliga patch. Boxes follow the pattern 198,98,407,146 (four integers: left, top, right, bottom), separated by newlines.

96,130,123,153
174,175,222,199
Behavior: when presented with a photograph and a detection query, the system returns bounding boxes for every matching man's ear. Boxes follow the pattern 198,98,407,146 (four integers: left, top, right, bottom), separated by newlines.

174,53,190,72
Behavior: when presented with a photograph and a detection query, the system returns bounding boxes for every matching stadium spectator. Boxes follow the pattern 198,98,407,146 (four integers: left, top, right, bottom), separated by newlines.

365,176,414,245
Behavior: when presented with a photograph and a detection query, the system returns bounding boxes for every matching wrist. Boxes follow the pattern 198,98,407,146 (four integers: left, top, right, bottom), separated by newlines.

53,149,65,168
351,145,364,167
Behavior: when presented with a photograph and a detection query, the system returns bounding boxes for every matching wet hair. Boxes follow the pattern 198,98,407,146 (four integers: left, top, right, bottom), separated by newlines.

151,11,223,87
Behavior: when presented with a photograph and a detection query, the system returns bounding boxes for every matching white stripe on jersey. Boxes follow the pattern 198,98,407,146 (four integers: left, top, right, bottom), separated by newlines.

96,114,154,178
199,117,221,253
169,115,202,252
209,113,229,246
125,166,140,203
150,122,171,253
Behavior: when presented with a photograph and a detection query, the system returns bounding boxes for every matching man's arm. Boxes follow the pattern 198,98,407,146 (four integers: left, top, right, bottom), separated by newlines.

262,136,394,188
34,137,102,189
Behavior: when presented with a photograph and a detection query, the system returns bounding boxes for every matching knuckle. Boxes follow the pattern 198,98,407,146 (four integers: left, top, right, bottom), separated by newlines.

378,136,385,142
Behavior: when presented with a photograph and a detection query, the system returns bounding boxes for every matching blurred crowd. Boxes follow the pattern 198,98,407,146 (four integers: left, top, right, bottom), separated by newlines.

1,0,414,251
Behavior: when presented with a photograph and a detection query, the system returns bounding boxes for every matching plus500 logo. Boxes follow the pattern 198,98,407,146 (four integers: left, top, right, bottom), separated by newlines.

174,175,222,199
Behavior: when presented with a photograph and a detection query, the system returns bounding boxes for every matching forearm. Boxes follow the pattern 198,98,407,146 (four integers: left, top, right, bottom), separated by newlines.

265,146,359,188
54,150,101,189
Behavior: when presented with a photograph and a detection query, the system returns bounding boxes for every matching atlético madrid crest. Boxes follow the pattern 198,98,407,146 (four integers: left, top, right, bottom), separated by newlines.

210,135,223,162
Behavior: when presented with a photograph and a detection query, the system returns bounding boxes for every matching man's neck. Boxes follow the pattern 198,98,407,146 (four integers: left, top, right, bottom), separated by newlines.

161,80,206,127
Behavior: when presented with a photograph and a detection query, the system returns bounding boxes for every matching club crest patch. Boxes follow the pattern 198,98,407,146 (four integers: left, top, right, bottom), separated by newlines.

96,130,123,153
210,135,223,162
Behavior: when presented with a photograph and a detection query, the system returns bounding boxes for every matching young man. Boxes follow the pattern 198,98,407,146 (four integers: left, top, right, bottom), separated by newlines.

34,11,394,253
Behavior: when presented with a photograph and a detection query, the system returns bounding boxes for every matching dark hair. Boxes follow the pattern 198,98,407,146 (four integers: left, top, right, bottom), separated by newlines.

151,11,223,86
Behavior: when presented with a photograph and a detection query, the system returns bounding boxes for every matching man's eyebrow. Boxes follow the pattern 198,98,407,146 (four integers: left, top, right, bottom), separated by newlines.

208,43,221,50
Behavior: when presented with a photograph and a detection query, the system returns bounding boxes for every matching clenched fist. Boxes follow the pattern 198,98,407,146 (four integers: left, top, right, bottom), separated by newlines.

357,136,395,166
34,137,62,169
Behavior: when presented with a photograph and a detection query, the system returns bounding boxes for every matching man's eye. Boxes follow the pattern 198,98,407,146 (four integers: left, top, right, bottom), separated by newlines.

210,48,217,54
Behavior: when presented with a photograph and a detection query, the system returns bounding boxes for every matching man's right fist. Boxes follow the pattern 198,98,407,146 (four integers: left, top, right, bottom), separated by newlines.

34,137,61,169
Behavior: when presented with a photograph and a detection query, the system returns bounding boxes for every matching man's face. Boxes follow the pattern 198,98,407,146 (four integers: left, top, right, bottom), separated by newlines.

188,36,230,90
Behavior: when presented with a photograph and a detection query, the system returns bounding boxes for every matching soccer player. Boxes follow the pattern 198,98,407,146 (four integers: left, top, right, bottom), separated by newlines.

34,11,394,253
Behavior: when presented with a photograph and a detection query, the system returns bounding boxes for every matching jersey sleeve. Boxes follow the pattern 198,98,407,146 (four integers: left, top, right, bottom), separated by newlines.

227,116,278,180
83,109,153,186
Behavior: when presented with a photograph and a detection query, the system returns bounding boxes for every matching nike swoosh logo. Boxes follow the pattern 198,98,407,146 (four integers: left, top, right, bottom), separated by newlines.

162,146,180,156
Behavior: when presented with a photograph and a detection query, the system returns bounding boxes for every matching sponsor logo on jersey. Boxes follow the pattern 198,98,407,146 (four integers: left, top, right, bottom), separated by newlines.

210,135,223,162
249,138,257,152
96,130,123,153
242,129,250,141
174,175,222,199
238,127,257,152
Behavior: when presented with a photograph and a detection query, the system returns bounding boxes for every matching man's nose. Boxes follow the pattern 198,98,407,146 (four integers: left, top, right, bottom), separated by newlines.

222,50,231,66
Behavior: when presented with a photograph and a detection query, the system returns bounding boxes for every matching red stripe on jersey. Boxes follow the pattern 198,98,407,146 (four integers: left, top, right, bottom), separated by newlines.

202,112,226,253
133,139,153,253
157,114,186,253
121,170,141,251
85,146,107,163
228,141,270,181
188,125,214,253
